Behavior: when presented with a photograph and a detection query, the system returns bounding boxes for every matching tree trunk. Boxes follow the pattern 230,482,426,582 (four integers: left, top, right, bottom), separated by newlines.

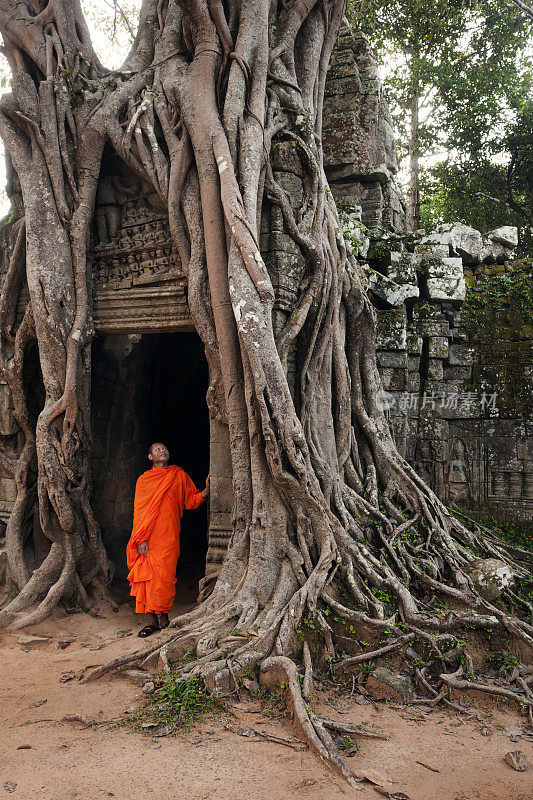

0,1,531,785
408,74,421,231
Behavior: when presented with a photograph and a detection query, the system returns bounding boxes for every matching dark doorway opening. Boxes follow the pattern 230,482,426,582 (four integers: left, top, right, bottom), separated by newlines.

150,332,210,600
91,330,210,606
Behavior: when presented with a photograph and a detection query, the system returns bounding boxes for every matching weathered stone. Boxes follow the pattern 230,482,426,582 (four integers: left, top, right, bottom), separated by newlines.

376,309,407,350
488,226,518,249
416,438,447,461
366,266,419,306
407,333,422,354
324,24,406,231
340,211,370,258
406,371,421,392
451,326,468,341
444,223,483,264
387,251,419,286
464,558,514,600
142,681,156,695
504,751,527,772
480,238,514,265
428,337,449,359
366,667,414,701
415,232,451,258
447,343,474,366
427,358,444,380
443,366,472,381
426,257,466,303
380,367,407,391
377,351,408,368
417,320,450,338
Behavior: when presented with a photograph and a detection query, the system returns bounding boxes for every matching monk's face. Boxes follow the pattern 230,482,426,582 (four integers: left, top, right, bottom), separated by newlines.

149,442,169,467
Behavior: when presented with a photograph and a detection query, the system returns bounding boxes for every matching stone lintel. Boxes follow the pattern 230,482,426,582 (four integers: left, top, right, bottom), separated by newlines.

93,284,193,334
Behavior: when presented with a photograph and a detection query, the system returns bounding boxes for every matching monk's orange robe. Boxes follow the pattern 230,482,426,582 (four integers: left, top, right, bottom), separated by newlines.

126,465,205,614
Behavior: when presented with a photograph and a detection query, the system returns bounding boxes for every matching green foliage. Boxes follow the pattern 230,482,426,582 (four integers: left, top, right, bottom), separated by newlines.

359,660,376,678
180,646,199,665
453,505,532,552
347,0,532,236
465,259,533,323
148,674,226,731
421,101,533,253
260,687,288,718
337,735,361,754
370,586,398,608
80,0,137,69
489,649,519,673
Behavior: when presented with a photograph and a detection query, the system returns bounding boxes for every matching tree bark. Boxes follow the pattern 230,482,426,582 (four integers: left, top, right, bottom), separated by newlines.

408,74,421,231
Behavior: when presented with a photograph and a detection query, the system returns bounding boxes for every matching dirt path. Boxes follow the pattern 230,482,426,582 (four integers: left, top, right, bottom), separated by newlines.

1,597,531,800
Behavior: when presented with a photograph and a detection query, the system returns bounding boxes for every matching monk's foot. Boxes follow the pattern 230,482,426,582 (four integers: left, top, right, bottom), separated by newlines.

158,613,169,630
146,611,159,626
137,623,159,638
137,612,160,638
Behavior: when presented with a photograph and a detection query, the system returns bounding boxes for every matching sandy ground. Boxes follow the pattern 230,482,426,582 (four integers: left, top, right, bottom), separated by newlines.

1,586,531,800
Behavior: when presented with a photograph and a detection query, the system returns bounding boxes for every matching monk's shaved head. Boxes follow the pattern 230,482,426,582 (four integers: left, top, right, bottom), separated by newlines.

149,442,167,454
148,442,169,466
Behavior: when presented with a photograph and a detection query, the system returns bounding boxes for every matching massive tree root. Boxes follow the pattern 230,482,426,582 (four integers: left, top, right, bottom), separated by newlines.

0,0,531,785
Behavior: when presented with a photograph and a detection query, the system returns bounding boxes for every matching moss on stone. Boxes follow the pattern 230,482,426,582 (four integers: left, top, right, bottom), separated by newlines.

463,259,532,417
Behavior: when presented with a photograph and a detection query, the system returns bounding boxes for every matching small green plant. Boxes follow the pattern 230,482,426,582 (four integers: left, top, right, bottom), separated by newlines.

179,647,198,665
147,674,226,731
453,505,532,553
338,735,360,754
490,650,519,674
261,687,288,718
360,660,375,678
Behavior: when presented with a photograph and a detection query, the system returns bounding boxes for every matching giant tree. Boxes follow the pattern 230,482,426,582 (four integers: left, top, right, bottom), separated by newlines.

0,0,531,784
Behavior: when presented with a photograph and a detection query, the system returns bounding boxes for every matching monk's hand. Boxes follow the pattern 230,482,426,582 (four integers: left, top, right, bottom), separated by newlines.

137,541,149,557
201,474,210,499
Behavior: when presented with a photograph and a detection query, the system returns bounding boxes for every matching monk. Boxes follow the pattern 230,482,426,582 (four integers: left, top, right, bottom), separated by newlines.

127,442,210,637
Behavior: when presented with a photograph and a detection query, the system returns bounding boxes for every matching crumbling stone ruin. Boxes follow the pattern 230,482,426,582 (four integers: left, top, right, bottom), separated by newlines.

0,24,530,589
364,223,530,523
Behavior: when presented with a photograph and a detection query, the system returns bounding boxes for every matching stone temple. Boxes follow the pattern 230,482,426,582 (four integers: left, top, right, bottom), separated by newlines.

0,24,531,597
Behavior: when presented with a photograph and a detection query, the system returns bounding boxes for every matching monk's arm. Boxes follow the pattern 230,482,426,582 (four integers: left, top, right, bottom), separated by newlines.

183,472,209,510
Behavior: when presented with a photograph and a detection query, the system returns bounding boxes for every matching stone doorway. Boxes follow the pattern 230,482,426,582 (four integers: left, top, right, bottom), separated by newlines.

91,331,210,604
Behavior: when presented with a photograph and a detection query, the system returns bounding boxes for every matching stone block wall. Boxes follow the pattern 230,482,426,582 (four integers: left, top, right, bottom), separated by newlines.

366,225,532,519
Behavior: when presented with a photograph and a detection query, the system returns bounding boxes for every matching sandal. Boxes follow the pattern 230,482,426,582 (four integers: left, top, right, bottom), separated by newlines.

137,623,160,638
158,614,170,630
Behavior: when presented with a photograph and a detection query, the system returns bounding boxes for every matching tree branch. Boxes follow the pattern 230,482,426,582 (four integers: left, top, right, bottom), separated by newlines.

509,0,533,19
